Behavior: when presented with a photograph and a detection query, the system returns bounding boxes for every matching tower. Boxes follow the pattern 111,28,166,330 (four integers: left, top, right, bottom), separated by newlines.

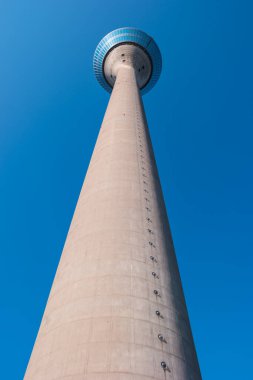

25,28,202,380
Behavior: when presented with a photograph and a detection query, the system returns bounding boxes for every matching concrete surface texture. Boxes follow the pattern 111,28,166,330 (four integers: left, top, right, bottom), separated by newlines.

24,61,202,379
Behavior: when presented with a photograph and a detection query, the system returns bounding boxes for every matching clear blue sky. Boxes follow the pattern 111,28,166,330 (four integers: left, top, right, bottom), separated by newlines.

0,1,252,378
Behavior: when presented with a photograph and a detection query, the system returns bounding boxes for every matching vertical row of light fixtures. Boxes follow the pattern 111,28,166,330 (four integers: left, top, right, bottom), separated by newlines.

135,101,171,375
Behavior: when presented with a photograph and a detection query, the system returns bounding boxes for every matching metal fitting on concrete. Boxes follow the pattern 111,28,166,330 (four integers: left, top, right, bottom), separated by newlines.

161,361,171,372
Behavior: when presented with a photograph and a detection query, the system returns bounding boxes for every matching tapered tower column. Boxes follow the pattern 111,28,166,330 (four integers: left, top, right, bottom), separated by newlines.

25,28,202,380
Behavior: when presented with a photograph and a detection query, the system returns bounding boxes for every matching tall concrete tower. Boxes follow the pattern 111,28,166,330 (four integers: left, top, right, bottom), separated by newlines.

25,28,202,380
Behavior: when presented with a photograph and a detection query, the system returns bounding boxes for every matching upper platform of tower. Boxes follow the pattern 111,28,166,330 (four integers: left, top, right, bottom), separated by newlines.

93,27,162,95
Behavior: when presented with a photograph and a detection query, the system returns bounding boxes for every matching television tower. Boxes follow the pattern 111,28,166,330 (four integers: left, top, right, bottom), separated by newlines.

25,28,202,380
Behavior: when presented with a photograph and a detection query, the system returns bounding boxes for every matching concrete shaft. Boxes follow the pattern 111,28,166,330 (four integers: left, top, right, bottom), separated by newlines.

25,65,201,380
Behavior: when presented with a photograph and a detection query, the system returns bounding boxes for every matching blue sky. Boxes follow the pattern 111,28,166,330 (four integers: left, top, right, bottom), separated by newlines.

0,0,252,378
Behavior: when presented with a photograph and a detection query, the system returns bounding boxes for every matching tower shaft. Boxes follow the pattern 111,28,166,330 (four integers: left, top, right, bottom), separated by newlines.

25,65,201,379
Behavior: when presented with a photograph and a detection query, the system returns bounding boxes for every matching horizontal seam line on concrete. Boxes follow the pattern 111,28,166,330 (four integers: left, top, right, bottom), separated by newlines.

50,273,184,302
32,340,193,366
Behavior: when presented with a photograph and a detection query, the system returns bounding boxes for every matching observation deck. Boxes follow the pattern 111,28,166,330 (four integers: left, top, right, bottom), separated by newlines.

93,27,162,95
